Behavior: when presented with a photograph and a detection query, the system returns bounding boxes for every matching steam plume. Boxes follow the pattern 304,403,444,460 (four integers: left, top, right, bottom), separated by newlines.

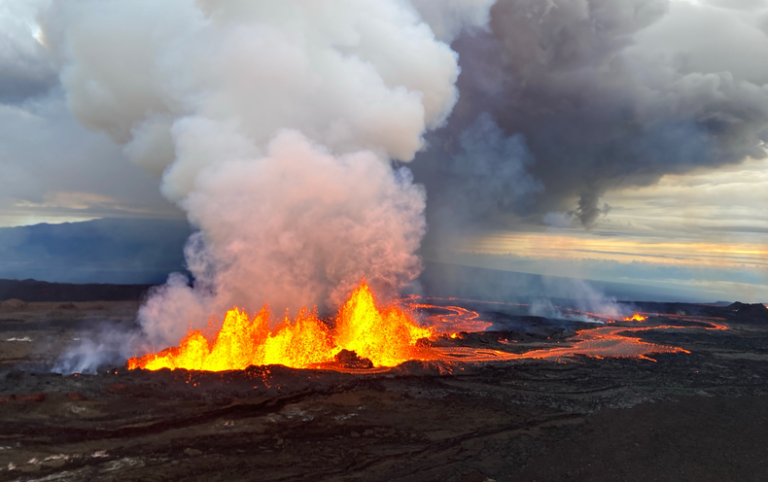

44,0,494,363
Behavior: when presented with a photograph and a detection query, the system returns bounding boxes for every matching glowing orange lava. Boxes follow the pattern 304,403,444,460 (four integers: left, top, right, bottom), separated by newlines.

128,288,727,373
128,280,434,371
623,314,648,322
410,302,493,333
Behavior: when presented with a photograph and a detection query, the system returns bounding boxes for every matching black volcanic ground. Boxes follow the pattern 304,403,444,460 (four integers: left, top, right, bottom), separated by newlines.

0,283,767,482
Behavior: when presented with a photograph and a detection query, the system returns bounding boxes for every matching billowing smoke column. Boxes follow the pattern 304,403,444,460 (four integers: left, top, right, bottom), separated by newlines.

415,0,768,228
43,0,496,355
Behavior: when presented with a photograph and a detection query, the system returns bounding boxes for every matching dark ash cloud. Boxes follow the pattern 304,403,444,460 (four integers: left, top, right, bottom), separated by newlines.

0,3,58,104
414,0,768,229
413,112,542,231
0,36,57,103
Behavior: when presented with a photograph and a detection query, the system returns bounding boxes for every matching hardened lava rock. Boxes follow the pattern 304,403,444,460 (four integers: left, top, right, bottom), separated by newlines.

333,349,374,369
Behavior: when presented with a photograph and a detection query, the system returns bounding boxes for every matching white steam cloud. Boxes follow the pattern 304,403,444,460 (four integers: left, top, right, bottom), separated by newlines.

43,0,494,361
528,278,631,324
409,0,497,42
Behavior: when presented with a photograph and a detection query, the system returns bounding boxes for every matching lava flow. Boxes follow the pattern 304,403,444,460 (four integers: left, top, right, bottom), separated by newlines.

623,314,648,322
128,283,726,373
128,280,435,371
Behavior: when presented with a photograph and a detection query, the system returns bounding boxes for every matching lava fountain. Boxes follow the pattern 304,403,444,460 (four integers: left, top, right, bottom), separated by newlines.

128,283,728,373
128,280,434,372
623,314,648,322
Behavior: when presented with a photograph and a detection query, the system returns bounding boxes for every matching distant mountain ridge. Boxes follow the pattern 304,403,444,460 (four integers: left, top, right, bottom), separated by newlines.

1,263,709,304
0,218,726,303
0,218,191,284
418,262,710,303
0,278,153,302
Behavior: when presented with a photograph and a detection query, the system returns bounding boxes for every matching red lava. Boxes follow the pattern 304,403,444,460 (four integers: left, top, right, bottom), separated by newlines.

408,297,729,364
130,291,729,374
408,301,493,334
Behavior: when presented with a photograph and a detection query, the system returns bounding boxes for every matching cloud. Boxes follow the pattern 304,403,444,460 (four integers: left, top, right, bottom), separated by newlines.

415,0,768,230
0,218,190,284
2,0,765,323
430,155,768,303
702,0,768,11
543,211,573,228
415,112,543,231
39,0,499,358
0,92,182,227
0,0,57,104
0,1,183,228
438,249,768,303
409,0,497,42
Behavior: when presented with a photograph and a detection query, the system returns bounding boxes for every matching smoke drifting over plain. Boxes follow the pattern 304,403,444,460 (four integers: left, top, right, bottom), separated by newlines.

414,0,768,229
43,0,494,353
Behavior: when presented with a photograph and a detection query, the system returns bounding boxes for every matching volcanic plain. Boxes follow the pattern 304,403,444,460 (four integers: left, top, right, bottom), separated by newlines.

0,295,767,482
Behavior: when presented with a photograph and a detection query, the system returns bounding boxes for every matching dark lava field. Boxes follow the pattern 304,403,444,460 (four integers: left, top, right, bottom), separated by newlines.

0,296,767,481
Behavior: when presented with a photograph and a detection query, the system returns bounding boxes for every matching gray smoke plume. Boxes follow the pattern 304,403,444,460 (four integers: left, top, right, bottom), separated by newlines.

528,277,630,323
418,112,543,231
415,0,768,229
41,0,496,371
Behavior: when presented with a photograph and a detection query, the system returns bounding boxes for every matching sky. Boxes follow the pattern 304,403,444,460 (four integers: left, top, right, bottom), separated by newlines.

422,155,768,302
0,0,182,228
0,0,767,303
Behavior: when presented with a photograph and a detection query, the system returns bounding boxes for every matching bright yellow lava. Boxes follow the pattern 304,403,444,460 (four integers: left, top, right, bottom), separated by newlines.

623,314,648,322
127,280,434,371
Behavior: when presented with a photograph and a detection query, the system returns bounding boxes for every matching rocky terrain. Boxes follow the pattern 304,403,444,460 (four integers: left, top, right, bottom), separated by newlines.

0,297,766,481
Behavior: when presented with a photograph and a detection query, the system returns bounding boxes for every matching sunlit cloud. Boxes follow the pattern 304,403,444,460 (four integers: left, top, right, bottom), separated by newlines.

0,91,183,228
0,191,183,228
430,158,768,302
451,233,768,270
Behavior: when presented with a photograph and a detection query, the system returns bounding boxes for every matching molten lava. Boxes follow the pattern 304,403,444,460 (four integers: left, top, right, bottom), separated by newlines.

623,313,648,322
128,286,727,373
128,280,433,371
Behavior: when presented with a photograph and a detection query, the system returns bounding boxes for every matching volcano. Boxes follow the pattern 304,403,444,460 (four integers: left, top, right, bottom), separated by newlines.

126,280,718,375
2,282,768,480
